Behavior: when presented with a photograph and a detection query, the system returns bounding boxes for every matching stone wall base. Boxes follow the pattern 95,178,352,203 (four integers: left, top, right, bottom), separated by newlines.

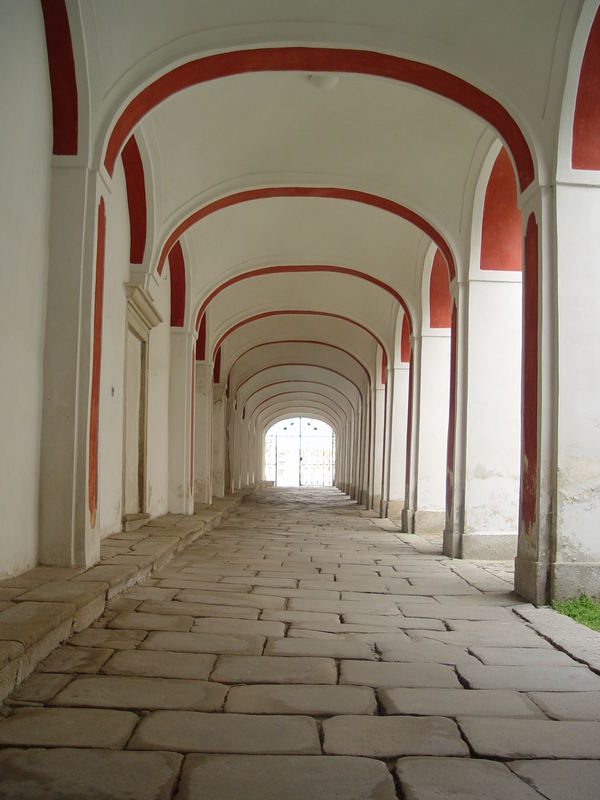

413,510,445,534
514,554,549,605
461,532,518,560
551,561,600,600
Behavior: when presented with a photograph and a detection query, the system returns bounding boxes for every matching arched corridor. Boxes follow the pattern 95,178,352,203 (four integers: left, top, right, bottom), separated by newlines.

2,0,600,792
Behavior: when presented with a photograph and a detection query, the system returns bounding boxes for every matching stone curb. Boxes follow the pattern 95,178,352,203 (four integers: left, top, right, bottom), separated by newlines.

0,492,248,702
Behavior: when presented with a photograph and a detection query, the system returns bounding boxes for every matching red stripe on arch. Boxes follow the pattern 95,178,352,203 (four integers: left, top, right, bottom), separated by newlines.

41,0,78,155
194,263,414,332
212,310,387,362
157,187,454,286
104,47,534,192
121,136,147,264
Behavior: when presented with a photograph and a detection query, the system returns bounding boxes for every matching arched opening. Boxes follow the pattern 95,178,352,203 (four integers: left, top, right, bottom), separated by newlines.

264,417,335,487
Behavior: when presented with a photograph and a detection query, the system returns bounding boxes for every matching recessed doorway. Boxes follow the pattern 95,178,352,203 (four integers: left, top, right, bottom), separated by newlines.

264,417,335,487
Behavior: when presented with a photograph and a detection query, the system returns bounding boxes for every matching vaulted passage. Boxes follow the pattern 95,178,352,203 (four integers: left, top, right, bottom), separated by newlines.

1,488,599,797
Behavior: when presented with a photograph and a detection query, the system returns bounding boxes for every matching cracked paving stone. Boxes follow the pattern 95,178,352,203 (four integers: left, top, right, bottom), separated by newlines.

457,664,600,692
265,636,375,660
323,715,469,757
211,655,337,684
0,707,138,748
102,649,216,680
395,757,544,800
340,660,461,688
192,617,285,637
0,748,182,800
128,710,320,753
8,672,72,704
379,688,544,718
141,630,264,655
108,611,194,632
68,628,147,649
176,754,397,799
527,691,600,720
50,674,227,711
225,684,377,715
509,759,600,800
38,645,114,674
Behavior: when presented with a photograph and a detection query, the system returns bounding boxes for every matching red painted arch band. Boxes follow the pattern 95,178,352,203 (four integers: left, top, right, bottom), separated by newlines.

212,310,388,363
121,136,147,264
104,47,534,192
159,187,454,287
195,262,414,333
41,0,78,155
227,340,371,386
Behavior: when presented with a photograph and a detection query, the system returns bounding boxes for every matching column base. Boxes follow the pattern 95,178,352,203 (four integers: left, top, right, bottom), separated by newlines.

461,532,518,560
551,561,600,600
402,507,414,533
122,513,150,532
443,527,461,558
514,554,549,605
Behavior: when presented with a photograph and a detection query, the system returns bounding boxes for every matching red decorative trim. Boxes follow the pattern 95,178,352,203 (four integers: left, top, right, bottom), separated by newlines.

121,136,147,264
158,188,454,286
226,339,371,387
41,0,78,155
573,7,600,169
381,350,387,385
88,198,106,527
196,313,207,360
445,302,458,519
405,351,414,501
244,379,354,411
212,310,388,362
235,363,364,404
253,390,347,419
429,249,452,328
400,315,411,363
104,47,534,191
481,147,522,271
521,214,539,536
168,241,186,327
213,346,222,384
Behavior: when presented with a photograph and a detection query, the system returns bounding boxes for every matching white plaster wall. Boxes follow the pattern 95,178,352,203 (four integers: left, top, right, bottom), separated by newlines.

464,280,521,532
0,2,51,575
98,162,129,536
416,335,450,511
146,274,170,516
555,183,600,561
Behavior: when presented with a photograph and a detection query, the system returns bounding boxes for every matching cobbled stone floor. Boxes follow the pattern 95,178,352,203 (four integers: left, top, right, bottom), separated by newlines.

1,487,599,799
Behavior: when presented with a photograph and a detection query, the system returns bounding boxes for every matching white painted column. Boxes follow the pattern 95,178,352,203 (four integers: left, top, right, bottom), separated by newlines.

372,384,386,511
386,364,410,519
547,183,600,598
39,166,101,567
413,332,451,532
212,385,226,497
168,330,194,513
193,362,212,505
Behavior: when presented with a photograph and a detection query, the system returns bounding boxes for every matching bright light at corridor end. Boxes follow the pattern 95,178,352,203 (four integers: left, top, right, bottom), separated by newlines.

264,417,336,488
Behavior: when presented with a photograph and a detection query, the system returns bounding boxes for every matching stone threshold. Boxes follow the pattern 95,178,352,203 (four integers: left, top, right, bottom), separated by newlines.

0,492,249,703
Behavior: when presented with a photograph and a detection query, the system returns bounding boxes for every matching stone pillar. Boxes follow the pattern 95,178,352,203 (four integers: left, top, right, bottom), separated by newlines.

168,330,194,513
39,166,101,567
412,332,451,533
194,362,212,505
212,385,226,497
386,364,410,519
372,382,386,511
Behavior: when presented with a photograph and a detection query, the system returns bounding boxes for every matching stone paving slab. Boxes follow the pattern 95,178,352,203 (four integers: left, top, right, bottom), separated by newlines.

9,672,72,704
0,748,182,800
527,691,600,720
261,609,341,624
175,754,397,799
395,756,544,800
458,717,600,758
509,759,600,800
457,664,600,691
139,599,259,619
14,580,108,608
50,674,227,711
343,613,445,630
0,602,74,649
379,687,545,718
175,590,286,609
265,636,375,660
377,641,479,665
469,646,579,666
289,598,401,614
125,586,179,601
0,707,138,748
69,628,147,649
37,645,114,674
108,611,194,632
129,710,321,753
340,660,461,688
323,715,469,757
225,684,377,715
103,648,216,679
141,631,264,655
211,655,337,684
192,617,285,637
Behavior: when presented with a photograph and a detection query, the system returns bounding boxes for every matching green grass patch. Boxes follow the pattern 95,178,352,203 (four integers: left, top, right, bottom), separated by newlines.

551,594,600,632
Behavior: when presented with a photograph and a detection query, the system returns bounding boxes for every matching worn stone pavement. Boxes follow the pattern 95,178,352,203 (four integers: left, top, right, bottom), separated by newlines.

1,487,599,799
